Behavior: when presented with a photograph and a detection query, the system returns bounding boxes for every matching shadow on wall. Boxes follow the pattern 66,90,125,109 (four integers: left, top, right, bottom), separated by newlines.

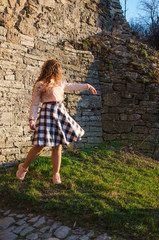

63,48,103,150
63,0,126,150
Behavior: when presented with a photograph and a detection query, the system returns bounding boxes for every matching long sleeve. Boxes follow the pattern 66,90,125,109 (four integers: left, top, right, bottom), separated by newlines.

63,82,88,92
29,82,42,120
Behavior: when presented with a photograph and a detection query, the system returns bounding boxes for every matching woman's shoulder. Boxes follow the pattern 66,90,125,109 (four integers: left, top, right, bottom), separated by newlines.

34,81,45,91
61,81,68,87
35,80,44,87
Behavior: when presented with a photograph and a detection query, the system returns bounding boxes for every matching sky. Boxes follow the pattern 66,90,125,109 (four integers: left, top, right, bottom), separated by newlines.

120,0,141,22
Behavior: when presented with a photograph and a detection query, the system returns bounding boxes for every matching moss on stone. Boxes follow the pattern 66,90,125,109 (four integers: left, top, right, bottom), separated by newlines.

136,77,151,84
129,62,143,70
103,59,112,65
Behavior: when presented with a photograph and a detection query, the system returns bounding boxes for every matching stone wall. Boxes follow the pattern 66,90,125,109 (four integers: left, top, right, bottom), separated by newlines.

93,32,159,159
0,0,124,166
2,0,158,165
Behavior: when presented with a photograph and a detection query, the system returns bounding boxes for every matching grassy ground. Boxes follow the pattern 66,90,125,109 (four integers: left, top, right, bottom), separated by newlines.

0,143,159,240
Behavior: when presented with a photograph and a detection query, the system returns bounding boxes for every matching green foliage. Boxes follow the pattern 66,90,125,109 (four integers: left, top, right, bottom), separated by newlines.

139,49,148,58
148,56,159,64
0,144,159,240
136,77,150,84
129,61,148,71
129,44,138,52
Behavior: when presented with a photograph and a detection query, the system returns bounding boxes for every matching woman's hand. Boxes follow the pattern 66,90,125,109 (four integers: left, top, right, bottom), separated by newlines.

29,119,36,130
87,84,97,95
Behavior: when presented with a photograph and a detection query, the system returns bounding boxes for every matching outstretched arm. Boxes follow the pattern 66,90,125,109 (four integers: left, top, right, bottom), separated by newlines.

63,82,97,95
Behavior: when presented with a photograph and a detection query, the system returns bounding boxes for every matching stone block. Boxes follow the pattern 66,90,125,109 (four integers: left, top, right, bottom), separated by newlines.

90,116,102,121
128,114,141,121
0,137,6,148
137,142,155,153
77,100,89,108
0,217,15,230
54,226,71,239
0,26,7,36
26,233,39,240
95,233,110,240
0,155,5,162
33,216,45,227
0,80,24,88
5,75,15,80
13,223,28,234
88,121,102,127
87,137,103,143
1,148,20,155
115,121,133,133
39,0,56,8
21,40,34,47
89,127,102,132
20,226,35,237
85,131,102,137
0,6,5,12
102,113,119,121
103,93,121,106
103,121,132,133
127,83,145,94
82,111,94,116
121,133,144,141
0,60,16,69
26,65,39,72
120,113,128,121
0,230,17,240
0,112,14,125
7,126,23,136
20,34,34,41
141,114,158,122
49,221,62,232
133,126,149,134
66,235,79,240
80,137,88,143
20,147,31,153
0,36,6,41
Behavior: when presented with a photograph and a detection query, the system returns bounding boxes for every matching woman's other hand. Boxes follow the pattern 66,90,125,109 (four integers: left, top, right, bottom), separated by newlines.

29,119,36,130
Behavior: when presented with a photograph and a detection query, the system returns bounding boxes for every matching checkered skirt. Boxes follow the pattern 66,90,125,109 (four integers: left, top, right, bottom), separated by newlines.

32,102,85,147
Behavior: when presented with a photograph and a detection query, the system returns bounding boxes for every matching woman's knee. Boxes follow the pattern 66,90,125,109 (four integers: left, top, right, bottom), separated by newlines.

52,144,61,151
33,145,45,153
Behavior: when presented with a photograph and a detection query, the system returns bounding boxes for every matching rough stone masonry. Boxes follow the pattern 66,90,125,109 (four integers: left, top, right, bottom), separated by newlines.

1,0,159,165
0,0,124,166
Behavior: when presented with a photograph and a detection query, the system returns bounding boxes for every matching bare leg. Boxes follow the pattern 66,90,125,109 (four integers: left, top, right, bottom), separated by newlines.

51,145,61,174
22,145,45,169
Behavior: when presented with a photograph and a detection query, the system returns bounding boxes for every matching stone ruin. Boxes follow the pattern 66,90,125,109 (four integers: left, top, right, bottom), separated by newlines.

1,0,159,166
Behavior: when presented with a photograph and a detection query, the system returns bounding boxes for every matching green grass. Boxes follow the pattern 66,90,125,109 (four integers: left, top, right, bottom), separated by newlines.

0,144,159,240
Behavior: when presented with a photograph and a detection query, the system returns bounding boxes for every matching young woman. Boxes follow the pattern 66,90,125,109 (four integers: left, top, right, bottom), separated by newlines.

16,59,97,184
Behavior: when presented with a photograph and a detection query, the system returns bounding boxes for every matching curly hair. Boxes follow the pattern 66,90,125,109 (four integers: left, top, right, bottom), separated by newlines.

34,59,62,91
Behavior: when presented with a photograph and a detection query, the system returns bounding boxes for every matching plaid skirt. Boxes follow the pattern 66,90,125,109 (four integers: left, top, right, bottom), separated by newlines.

32,102,85,147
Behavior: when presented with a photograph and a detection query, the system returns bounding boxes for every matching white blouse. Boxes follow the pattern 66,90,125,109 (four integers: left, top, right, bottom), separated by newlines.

29,81,88,120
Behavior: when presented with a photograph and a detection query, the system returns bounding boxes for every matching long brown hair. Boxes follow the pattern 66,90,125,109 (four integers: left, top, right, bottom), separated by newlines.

34,59,62,91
